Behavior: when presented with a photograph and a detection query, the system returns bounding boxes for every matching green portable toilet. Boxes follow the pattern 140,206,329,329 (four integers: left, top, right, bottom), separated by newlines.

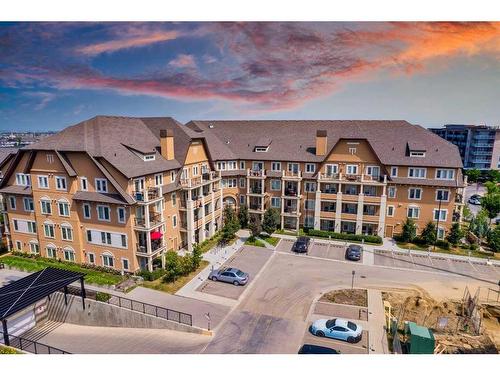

404,321,435,354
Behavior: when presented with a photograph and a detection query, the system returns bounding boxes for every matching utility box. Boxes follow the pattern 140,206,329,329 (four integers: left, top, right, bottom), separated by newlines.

404,321,435,354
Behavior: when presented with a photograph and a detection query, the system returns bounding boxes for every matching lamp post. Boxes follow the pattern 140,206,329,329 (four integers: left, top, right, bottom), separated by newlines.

433,197,443,252
351,270,356,289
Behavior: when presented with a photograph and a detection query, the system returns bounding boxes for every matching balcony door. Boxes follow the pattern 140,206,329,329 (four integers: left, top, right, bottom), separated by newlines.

252,161,264,171
134,178,145,192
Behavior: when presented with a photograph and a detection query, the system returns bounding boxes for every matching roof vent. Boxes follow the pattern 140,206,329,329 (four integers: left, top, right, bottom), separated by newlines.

208,124,214,129
226,140,230,144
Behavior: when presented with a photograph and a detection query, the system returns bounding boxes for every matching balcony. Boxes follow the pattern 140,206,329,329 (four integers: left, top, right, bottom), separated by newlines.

247,169,266,178
136,239,164,255
282,170,302,179
133,187,161,203
134,212,163,229
181,171,221,188
319,173,386,184
284,188,299,198
283,206,300,216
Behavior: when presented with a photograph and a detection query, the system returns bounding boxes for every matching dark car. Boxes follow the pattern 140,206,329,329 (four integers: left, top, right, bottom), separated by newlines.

345,244,362,261
298,344,339,354
292,236,311,253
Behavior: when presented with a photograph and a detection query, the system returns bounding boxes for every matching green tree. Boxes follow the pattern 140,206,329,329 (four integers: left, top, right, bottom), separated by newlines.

248,215,262,239
469,210,491,239
238,204,249,228
465,169,481,183
462,205,472,222
163,251,182,282
191,244,203,270
261,208,281,234
446,222,464,245
484,181,500,195
481,192,500,224
420,221,436,244
487,225,500,252
400,218,417,243
487,169,500,183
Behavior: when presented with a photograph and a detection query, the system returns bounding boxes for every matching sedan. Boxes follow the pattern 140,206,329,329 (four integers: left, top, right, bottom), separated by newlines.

292,236,311,253
298,344,338,354
310,318,363,343
208,267,249,286
468,195,482,205
345,244,362,261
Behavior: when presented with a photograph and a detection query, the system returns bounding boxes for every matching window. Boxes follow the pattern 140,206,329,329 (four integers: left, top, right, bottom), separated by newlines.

95,178,108,193
346,164,358,175
37,175,49,189
306,164,316,173
410,151,426,157
40,199,52,215
102,254,114,268
239,178,246,188
87,229,128,249
305,200,315,210
252,162,264,171
287,163,299,173
436,189,450,202
61,224,73,241
270,179,281,191
271,197,281,208
46,245,57,258
88,253,95,264
255,146,268,152
192,165,199,176
16,173,31,186
325,164,338,176
80,177,88,191
170,171,176,182
64,248,75,262
117,207,126,223
435,169,455,180
304,216,314,228
15,241,22,251
155,173,163,186
387,205,395,217
97,205,111,221
407,206,420,219
23,197,35,212
55,176,67,190
408,188,422,200
144,154,155,161
43,222,55,238
58,200,70,217
216,161,226,170
437,227,445,240
433,209,448,221
365,166,380,177
171,192,177,206
83,203,91,219
8,196,16,210
239,195,245,205
46,154,54,164
408,168,426,178
172,215,177,228
239,161,245,170
224,178,237,188
271,162,281,171
349,147,357,155
304,182,316,192
29,241,39,255
227,161,237,170
28,221,36,234
390,167,398,177
122,258,129,271
101,232,112,245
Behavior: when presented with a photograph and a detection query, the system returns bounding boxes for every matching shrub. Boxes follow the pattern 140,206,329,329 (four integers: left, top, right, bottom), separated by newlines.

307,229,382,244
261,208,281,234
411,236,428,246
400,218,417,243
238,205,249,228
420,222,436,244
138,269,166,281
447,222,464,245
435,240,450,250
487,225,500,252
96,292,111,302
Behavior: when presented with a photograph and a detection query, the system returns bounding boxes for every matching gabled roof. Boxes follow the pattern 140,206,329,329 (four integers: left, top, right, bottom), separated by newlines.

0,148,17,169
186,120,463,168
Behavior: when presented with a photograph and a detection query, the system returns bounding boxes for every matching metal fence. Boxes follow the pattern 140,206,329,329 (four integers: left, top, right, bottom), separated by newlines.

66,286,193,326
5,334,70,354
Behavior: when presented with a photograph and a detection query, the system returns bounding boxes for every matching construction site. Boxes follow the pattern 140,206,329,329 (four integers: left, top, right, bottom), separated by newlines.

382,287,500,354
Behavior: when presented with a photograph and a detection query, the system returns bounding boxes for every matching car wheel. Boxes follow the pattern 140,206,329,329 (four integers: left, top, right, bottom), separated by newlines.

316,331,325,337
211,276,218,281
347,336,355,343
233,281,239,286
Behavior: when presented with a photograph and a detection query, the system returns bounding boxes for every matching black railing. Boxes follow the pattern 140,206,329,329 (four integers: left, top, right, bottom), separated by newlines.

67,286,193,326
5,334,70,354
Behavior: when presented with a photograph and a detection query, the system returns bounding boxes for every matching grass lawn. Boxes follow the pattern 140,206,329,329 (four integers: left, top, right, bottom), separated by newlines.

244,237,265,247
321,289,368,307
0,255,124,286
142,260,209,294
260,236,280,246
396,242,497,259
0,345,21,354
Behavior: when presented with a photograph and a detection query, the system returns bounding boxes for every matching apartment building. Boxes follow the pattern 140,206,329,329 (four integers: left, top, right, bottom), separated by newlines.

430,124,500,170
0,116,223,272
0,117,465,273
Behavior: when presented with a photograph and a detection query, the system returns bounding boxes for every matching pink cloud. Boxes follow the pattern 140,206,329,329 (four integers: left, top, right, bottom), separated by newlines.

168,54,196,68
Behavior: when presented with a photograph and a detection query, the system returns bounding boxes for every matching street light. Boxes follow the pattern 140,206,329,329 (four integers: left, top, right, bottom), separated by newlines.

351,270,356,289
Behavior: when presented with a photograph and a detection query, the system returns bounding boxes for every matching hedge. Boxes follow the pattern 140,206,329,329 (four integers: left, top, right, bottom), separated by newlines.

307,229,383,244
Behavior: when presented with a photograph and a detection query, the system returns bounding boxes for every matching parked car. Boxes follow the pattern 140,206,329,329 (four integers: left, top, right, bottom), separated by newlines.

292,236,311,253
468,195,482,205
298,344,338,354
310,318,363,343
345,244,363,261
495,217,500,225
208,267,249,286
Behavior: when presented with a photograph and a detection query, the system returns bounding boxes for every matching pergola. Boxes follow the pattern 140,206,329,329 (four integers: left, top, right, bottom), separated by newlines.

0,267,86,346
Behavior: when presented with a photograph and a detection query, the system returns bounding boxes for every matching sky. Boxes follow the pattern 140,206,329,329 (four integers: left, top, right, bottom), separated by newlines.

0,21,499,131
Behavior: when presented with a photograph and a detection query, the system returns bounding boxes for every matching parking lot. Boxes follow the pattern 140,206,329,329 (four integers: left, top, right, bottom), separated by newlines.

196,245,274,300
276,238,351,261
374,249,500,281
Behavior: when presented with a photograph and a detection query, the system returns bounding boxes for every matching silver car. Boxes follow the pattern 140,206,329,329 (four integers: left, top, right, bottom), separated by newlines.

208,267,249,286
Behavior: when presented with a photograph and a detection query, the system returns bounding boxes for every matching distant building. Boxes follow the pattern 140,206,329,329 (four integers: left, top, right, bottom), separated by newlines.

430,124,500,170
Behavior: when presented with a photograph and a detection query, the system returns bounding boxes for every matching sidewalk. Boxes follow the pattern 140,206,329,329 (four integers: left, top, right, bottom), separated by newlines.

367,289,389,354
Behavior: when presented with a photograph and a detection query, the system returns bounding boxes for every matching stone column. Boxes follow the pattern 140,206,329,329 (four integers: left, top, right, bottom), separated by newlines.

335,191,342,232
378,194,387,237
356,192,364,235
314,189,321,230
186,193,194,252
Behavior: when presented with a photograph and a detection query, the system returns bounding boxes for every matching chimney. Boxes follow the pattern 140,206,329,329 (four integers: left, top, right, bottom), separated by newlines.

160,129,175,160
316,130,327,156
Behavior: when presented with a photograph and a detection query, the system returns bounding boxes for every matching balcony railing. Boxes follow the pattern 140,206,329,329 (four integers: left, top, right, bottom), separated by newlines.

283,170,302,178
284,207,299,214
250,187,263,194
180,171,221,188
134,212,163,228
319,173,386,183
133,187,161,202
247,169,266,177
249,204,263,211
284,188,299,197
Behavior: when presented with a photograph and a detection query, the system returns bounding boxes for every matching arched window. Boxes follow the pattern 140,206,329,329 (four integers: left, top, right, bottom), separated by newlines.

223,196,236,207
57,198,70,217
43,220,55,238
61,222,73,241
102,252,114,268
40,196,52,215
63,246,75,262
29,240,39,255
45,243,57,258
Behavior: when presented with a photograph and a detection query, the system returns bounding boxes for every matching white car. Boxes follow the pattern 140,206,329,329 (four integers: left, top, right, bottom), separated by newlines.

310,318,363,343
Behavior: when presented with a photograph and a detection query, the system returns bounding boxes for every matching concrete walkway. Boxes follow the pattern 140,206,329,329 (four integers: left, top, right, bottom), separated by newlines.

367,289,389,354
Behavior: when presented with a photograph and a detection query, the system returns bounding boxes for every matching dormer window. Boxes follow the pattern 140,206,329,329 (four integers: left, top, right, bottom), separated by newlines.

144,154,155,161
410,151,426,157
255,146,269,152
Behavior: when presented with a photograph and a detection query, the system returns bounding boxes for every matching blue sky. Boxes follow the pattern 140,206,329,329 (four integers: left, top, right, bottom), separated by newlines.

0,22,498,131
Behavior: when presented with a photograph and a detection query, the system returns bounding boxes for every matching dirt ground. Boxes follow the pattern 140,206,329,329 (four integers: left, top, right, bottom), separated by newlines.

382,288,499,354
320,288,368,307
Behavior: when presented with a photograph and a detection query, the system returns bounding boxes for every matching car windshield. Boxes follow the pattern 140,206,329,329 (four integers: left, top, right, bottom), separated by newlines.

236,270,245,277
347,321,357,331
325,319,337,328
